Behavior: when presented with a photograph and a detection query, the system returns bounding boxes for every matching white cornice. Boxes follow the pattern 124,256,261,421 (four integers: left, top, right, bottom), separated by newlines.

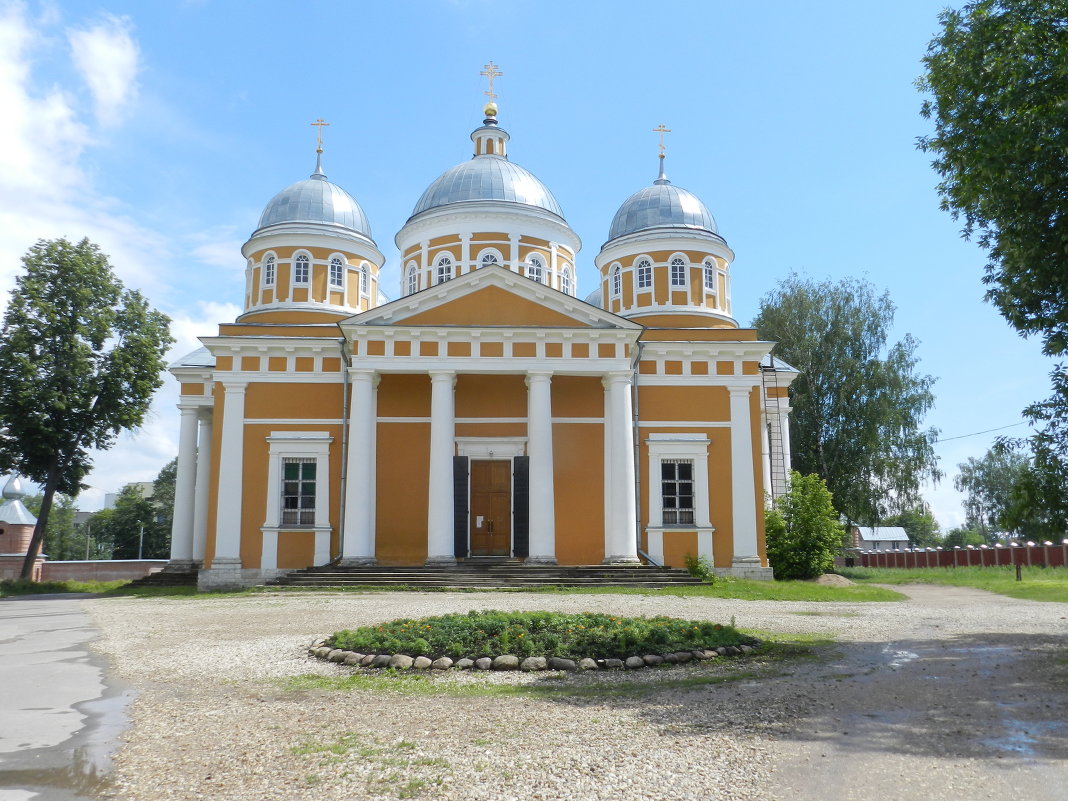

237,301,359,320
242,228,384,264
624,306,739,327
396,203,582,253
596,232,734,266
639,340,774,360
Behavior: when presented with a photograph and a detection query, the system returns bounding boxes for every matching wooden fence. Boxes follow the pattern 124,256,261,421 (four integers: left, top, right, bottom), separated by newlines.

855,541,1068,569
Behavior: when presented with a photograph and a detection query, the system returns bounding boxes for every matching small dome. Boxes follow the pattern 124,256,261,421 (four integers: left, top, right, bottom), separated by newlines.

607,176,717,241
257,162,372,238
2,474,25,500
411,155,564,220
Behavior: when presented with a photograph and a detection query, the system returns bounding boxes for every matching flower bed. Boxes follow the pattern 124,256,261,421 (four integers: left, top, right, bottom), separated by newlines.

309,610,760,672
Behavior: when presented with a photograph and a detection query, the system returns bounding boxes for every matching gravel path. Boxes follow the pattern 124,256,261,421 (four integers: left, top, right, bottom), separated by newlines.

80,586,1068,801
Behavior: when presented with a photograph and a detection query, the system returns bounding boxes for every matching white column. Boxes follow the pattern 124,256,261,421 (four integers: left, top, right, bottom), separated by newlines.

526,371,556,564
781,405,793,475
341,369,378,565
426,370,456,565
212,381,246,565
603,372,639,564
168,404,199,566
729,386,760,564
191,411,212,564
509,234,520,273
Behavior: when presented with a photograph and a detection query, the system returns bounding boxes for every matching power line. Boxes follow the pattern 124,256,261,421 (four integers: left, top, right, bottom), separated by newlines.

935,422,1026,443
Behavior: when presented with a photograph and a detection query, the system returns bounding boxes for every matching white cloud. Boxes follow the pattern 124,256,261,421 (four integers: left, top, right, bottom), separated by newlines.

67,13,139,128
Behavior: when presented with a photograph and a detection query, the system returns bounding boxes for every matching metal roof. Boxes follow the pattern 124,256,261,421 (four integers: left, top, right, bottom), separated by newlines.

607,178,718,241
257,163,372,238
410,155,565,219
855,526,910,541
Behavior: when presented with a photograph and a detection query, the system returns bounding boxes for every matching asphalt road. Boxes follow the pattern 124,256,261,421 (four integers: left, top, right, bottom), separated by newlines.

0,594,131,801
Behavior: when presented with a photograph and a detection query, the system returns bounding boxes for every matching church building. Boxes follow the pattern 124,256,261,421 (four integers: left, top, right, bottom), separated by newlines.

167,71,796,590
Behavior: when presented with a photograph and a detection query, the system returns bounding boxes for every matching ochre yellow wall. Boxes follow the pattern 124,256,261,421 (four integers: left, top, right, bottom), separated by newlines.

400,286,587,327
552,422,605,564
455,374,527,418
244,382,342,419
639,385,729,421
374,421,431,564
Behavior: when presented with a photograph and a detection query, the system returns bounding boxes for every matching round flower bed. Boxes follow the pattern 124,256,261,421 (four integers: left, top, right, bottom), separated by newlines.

309,610,760,672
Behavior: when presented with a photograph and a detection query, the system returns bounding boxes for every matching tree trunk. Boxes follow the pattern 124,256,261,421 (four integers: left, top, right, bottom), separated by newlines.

19,464,60,580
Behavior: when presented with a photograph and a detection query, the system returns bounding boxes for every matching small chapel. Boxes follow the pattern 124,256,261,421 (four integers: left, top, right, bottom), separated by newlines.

166,67,797,590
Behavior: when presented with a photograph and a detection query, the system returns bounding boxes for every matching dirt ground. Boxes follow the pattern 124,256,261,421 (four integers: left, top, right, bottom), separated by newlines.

81,583,1067,801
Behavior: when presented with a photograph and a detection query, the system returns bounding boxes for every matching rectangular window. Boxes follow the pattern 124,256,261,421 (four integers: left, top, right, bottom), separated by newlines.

360,268,369,295
329,259,343,288
638,264,652,289
294,256,310,285
281,457,316,525
670,259,687,287
661,459,694,525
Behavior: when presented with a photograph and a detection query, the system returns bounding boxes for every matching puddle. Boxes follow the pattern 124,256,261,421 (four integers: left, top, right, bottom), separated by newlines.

880,644,918,669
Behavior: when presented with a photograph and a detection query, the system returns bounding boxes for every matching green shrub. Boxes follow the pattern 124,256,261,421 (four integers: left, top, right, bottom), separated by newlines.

683,553,717,584
329,610,753,661
765,471,843,581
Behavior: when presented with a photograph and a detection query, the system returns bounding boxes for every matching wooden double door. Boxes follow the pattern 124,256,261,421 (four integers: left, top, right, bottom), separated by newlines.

469,459,512,556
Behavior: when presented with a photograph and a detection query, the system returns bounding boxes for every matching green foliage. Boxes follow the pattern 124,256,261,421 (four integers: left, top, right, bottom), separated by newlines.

152,458,177,540
764,471,845,581
0,238,173,578
753,275,940,523
955,447,1039,541
919,0,1068,358
683,553,717,584
329,610,753,660
942,526,987,548
89,484,169,559
880,506,942,547
0,579,127,597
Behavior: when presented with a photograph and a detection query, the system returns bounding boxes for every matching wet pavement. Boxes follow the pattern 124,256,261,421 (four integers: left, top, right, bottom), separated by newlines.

0,594,131,801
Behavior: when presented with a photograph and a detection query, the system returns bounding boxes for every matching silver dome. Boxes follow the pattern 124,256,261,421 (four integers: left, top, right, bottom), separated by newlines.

607,178,717,241
411,155,565,219
257,167,372,238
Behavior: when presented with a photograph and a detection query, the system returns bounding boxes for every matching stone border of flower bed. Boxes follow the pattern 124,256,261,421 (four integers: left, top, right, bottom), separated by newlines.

307,640,761,672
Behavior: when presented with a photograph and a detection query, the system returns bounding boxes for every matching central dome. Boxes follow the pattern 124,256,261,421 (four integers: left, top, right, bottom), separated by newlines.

411,155,564,219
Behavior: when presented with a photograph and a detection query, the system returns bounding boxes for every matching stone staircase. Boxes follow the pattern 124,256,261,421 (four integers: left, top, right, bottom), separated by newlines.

267,562,704,590
126,567,199,588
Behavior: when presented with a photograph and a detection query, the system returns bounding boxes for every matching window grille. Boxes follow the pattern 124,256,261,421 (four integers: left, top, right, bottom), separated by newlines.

294,254,310,284
436,256,453,284
703,260,716,291
527,255,544,283
611,265,622,297
281,458,316,525
329,257,344,288
480,252,499,268
264,255,276,286
407,265,418,295
360,265,369,295
637,258,652,289
661,459,694,525
561,267,573,295
670,257,686,287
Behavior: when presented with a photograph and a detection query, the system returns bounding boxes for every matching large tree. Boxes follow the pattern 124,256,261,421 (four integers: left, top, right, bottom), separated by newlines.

764,471,844,581
0,238,173,579
954,448,1031,541
919,0,1068,357
753,275,940,523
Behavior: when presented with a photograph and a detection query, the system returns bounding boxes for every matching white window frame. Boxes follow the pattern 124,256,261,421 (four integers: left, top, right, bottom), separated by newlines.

644,434,714,567
477,248,503,269
260,432,333,572
611,264,622,298
636,257,653,290
527,254,545,283
263,253,276,287
406,261,419,295
293,252,311,286
359,261,370,297
435,254,454,284
703,259,716,292
561,266,573,296
328,255,345,289
669,255,688,288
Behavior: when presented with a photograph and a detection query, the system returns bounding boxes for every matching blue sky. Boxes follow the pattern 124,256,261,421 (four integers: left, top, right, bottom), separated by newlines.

0,0,1054,528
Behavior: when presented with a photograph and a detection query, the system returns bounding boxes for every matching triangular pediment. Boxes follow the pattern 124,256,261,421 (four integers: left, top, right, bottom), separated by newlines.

344,265,640,330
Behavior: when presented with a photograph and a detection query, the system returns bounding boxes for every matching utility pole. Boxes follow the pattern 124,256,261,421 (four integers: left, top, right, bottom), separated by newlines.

138,524,144,560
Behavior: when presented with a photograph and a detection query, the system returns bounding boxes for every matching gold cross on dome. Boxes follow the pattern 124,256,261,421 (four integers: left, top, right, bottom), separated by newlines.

480,61,503,102
310,118,330,153
653,124,672,157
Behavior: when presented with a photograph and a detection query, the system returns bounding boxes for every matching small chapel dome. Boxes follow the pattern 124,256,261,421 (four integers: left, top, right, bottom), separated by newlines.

606,165,717,242
256,157,372,238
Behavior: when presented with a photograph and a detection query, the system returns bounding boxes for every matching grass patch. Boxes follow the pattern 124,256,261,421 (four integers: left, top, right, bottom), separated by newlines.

839,565,1068,603
328,610,753,661
0,578,128,597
